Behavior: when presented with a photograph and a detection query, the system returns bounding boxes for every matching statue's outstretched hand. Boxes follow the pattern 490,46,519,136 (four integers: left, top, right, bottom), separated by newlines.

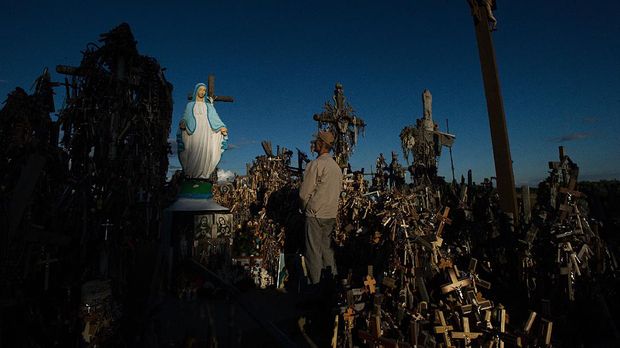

220,127,228,136
207,96,215,104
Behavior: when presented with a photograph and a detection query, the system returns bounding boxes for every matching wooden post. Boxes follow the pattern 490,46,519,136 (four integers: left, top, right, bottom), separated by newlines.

468,0,519,226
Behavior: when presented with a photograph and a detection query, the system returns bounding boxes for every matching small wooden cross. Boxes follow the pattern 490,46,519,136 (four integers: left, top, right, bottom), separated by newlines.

435,206,452,236
343,307,356,328
497,306,506,348
101,219,113,241
364,275,377,294
441,266,472,295
469,258,492,290
451,317,483,346
433,310,455,348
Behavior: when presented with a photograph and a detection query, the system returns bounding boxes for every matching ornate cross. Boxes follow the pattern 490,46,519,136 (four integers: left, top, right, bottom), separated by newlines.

364,275,377,294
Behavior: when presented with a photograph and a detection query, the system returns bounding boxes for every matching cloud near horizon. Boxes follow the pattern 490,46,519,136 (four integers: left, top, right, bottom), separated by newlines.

551,132,591,143
217,169,236,182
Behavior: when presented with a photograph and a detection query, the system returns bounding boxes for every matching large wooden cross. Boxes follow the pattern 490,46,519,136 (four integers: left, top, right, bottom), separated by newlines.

188,74,234,103
467,0,519,226
207,74,234,103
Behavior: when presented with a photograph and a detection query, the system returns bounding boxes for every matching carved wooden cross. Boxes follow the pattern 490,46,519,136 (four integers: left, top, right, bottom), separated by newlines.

497,306,506,348
207,74,234,103
313,84,365,131
364,275,377,294
188,74,234,104
343,307,356,328
433,310,455,348
435,206,452,236
451,317,482,346
469,257,492,290
364,265,377,294
441,266,472,295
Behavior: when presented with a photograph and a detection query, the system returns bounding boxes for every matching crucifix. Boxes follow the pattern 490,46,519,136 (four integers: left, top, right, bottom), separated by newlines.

433,310,455,347
364,265,377,294
435,207,452,236
451,317,483,347
467,0,519,226
441,266,472,300
469,257,492,291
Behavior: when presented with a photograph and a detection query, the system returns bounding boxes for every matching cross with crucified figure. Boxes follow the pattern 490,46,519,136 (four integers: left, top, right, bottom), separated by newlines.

313,83,366,169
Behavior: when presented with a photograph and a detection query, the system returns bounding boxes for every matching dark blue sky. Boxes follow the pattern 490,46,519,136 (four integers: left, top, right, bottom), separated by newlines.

2,0,619,184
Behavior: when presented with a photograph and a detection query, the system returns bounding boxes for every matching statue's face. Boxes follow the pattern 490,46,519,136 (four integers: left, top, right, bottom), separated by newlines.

197,86,207,99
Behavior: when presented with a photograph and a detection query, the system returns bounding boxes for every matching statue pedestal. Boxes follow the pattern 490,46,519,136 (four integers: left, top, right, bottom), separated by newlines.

160,179,233,290
178,178,214,199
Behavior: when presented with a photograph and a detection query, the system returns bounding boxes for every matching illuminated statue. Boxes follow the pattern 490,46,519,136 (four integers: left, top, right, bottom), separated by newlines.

176,83,228,179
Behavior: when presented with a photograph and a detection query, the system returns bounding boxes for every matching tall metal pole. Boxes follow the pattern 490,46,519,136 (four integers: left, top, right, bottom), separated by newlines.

468,0,519,226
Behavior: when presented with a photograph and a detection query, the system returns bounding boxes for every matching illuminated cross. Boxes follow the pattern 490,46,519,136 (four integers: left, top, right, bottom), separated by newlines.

451,317,483,347
433,310,455,348
441,266,472,297
435,206,452,236
364,275,377,294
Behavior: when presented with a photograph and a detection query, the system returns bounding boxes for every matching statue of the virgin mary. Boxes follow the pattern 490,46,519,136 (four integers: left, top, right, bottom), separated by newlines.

176,83,228,179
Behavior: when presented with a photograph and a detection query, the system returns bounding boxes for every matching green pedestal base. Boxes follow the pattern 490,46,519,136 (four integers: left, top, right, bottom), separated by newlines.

179,179,213,199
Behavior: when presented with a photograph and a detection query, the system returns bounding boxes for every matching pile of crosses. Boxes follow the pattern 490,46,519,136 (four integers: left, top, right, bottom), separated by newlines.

330,147,617,347
215,141,303,287
211,85,618,345
0,23,173,345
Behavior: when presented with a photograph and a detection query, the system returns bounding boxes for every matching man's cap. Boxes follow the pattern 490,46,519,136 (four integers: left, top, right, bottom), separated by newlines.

315,130,335,147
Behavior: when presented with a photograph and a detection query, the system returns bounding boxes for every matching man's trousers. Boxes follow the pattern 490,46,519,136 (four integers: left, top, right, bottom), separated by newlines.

304,216,337,284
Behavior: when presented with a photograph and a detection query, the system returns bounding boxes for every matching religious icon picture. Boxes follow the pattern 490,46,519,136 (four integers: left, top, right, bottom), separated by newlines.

194,214,215,240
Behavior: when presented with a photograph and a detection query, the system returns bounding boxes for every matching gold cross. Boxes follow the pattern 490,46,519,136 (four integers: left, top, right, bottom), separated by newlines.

364,275,377,294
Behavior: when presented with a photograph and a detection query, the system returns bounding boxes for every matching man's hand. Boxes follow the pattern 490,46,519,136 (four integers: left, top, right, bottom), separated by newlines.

220,127,228,136
179,120,187,130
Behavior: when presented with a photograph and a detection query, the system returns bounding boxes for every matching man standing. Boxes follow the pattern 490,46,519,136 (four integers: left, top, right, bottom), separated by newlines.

299,131,343,284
